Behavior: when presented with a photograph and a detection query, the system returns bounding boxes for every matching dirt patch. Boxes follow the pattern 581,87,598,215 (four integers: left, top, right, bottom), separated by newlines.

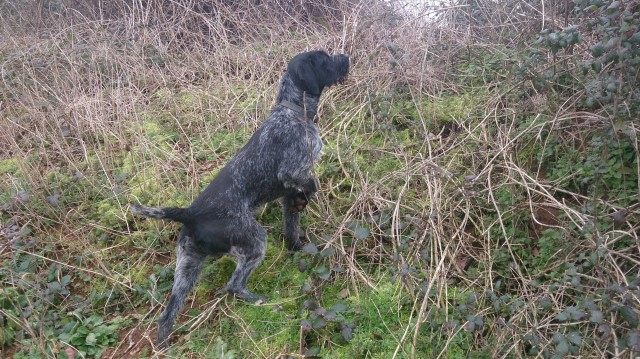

102,325,155,359
0,345,18,358
528,203,561,257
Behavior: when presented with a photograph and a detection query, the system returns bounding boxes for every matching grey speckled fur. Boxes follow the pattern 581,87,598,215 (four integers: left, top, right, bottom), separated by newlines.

130,50,349,349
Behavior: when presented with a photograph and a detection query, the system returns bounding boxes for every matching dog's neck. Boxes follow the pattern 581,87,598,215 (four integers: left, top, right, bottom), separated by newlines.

276,72,320,122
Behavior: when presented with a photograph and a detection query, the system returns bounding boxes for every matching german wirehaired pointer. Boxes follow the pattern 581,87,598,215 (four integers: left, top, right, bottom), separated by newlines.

131,50,349,348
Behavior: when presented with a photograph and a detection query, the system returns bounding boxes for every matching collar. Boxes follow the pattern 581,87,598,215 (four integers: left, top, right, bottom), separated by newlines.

280,100,305,115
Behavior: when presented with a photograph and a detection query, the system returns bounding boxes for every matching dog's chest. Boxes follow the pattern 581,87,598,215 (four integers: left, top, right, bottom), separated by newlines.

259,117,323,164
308,127,323,163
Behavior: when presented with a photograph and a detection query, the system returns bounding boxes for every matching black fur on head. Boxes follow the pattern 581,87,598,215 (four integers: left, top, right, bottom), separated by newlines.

287,50,350,96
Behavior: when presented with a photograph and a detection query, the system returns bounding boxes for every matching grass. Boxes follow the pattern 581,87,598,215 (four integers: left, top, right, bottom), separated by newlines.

1,0,639,358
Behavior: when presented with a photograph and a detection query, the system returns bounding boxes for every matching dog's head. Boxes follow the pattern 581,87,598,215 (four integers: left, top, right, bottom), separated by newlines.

287,51,350,96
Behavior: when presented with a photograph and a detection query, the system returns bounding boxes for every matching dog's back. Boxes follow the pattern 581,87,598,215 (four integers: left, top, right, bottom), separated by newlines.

189,109,322,214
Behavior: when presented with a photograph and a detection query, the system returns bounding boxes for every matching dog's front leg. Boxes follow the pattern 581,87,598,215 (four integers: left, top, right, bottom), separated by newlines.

278,162,319,194
281,192,307,250
279,172,318,251
282,175,318,195
283,173,318,214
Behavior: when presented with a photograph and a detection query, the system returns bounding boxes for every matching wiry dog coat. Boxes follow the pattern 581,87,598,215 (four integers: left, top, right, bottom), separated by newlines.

131,50,349,348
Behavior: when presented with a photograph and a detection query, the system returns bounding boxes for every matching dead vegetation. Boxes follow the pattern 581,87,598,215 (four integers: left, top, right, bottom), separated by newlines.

1,0,639,358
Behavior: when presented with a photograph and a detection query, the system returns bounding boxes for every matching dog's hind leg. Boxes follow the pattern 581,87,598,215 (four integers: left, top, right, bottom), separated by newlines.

157,229,205,349
225,218,267,303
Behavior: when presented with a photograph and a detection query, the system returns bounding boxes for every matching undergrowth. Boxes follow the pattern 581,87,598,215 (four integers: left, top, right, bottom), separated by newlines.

1,0,638,358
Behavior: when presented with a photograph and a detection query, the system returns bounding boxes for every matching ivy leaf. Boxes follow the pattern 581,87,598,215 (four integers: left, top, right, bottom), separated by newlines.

474,315,484,327
332,303,348,312
298,259,308,272
591,43,605,57
46,192,61,207
465,321,476,331
465,315,482,331
324,311,337,321
570,307,586,320
556,310,570,321
302,282,312,293
303,300,318,310
558,306,586,321
300,319,312,331
567,332,582,346
627,331,639,352
354,226,370,240
311,317,326,329
606,1,620,11
341,325,353,341
315,265,330,280
589,310,604,324
552,332,565,343
598,324,612,339
538,296,553,310
313,307,327,317
619,306,639,328
48,282,62,291
556,340,569,355
302,243,318,255
304,346,320,357
320,247,335,258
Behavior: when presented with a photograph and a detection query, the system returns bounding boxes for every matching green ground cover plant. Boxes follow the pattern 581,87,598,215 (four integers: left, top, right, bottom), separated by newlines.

1,0,638,358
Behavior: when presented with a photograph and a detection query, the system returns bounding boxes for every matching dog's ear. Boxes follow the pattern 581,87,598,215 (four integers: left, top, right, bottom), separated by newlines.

288,51,332,96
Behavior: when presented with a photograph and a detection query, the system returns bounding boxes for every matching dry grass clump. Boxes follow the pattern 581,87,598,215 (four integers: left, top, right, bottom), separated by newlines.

1,0,638,358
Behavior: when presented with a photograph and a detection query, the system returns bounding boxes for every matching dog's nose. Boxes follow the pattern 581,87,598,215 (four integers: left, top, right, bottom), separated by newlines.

334,54,350,66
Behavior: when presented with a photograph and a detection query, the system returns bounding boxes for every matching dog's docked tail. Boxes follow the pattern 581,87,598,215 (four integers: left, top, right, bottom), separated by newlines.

130,204,192,224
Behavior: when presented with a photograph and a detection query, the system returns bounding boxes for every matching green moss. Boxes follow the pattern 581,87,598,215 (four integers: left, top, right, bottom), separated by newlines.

367,90,484,135
221,301,299,353
0,158,20,175
209,128,251,153
255,249,307,296
180,333,238,358
197,257,237,297
0,158,25,204
129,168,167,203
371,156,402,176
141,118,177,145
228,87,263,111
177,91,199,108
142,120,164,138
423,93,480,123
331,279,410,358
125,263,154,284
185,237,324,355
94,201,125,229
154,87,174,101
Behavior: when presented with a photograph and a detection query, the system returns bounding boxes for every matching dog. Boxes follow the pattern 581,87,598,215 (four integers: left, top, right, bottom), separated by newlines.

131,50,349,348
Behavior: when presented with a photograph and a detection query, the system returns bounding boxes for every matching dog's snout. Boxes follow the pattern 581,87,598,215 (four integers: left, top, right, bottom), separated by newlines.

333,54,349,65
332,54,350,81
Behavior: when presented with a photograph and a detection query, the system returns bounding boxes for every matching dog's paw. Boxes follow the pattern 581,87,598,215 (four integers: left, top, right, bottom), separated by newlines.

289,192,308,213
287,238,304,251
228,288,266,304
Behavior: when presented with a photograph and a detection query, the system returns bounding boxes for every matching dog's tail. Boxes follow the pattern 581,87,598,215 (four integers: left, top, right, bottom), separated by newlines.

130,204,192,224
